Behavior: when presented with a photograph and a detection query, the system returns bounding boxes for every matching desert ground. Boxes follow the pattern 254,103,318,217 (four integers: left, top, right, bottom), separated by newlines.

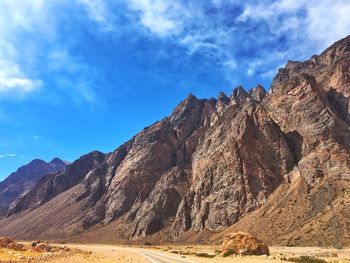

1,242,349,263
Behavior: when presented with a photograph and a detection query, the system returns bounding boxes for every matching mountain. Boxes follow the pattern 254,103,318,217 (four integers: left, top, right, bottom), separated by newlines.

0,36,349,246
0,158,68,212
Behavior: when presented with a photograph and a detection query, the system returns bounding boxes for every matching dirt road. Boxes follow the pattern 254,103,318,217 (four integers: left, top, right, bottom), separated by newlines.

71,244,194,263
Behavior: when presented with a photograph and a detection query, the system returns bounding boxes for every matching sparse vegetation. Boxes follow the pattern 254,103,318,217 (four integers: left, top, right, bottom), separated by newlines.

196,252,216,258
214,249,221,255
288,256,327,263
222,248,236,257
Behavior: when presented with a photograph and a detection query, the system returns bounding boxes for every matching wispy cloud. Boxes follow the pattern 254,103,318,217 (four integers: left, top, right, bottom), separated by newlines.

1,0,349,99
120,0,350,83
0,153,26,159
46,49,98,104
78,0,115,32
0,153,17,158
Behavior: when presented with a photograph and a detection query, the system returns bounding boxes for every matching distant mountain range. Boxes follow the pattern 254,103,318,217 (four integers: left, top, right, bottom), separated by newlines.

0,36,349,246
0,158,68,212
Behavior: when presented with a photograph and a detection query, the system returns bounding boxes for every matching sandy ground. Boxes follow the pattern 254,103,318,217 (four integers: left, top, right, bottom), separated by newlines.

2,243,350,262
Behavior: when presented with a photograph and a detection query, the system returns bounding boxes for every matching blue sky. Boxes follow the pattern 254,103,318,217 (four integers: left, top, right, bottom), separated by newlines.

0,0,349,179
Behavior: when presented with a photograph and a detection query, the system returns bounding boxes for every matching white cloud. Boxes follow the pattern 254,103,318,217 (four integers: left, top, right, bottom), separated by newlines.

238,0,350,52
306,0,350,48
0,63,42,96
0,0,52,99
127,0,187,37
78,0,114,31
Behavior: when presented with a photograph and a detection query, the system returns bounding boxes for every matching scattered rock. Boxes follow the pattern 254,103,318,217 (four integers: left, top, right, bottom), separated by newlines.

0,236,13,247
34,242,52,252
0,237,27,251
7,242,26,251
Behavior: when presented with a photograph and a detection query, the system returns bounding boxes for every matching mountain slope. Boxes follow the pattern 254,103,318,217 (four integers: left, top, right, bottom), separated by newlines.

0,36,349,246
0,158,68,212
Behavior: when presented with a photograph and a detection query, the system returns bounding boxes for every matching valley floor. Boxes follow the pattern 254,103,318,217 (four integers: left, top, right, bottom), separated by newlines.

1,243,350,262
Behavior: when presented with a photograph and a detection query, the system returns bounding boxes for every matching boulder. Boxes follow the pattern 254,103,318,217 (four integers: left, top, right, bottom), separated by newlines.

35,242,51,252
222,231,269,256
0,236,13,247
7,242,26,251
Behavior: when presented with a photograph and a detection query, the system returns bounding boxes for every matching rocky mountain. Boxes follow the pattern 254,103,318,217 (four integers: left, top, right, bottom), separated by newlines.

0,36,349,246
0,158,68,212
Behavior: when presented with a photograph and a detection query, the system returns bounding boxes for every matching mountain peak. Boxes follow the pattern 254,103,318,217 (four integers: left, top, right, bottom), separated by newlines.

29,159,46,165
231,85,248,104
50,157,69,166
217,92,229,103
248,84,266,102
185,93,198,102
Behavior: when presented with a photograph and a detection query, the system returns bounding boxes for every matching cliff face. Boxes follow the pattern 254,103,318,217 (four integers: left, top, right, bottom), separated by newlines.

0,36,349,246
0,158,68,212
217,36,350,247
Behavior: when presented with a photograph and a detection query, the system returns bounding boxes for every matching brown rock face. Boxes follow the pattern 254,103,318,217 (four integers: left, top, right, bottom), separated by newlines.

0,36,349,245
185,101,294,234
221,232,269,256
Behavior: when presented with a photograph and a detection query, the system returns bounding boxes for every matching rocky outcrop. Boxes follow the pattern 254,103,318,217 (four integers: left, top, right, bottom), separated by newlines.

0,36,349,245
221,231,269,256
0,158,68,212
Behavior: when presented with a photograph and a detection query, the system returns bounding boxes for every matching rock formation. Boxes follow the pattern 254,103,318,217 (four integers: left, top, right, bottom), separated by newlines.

0,36,349,246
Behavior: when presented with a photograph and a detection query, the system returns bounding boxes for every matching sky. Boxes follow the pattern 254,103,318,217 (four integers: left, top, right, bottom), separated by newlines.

0,0,349,179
